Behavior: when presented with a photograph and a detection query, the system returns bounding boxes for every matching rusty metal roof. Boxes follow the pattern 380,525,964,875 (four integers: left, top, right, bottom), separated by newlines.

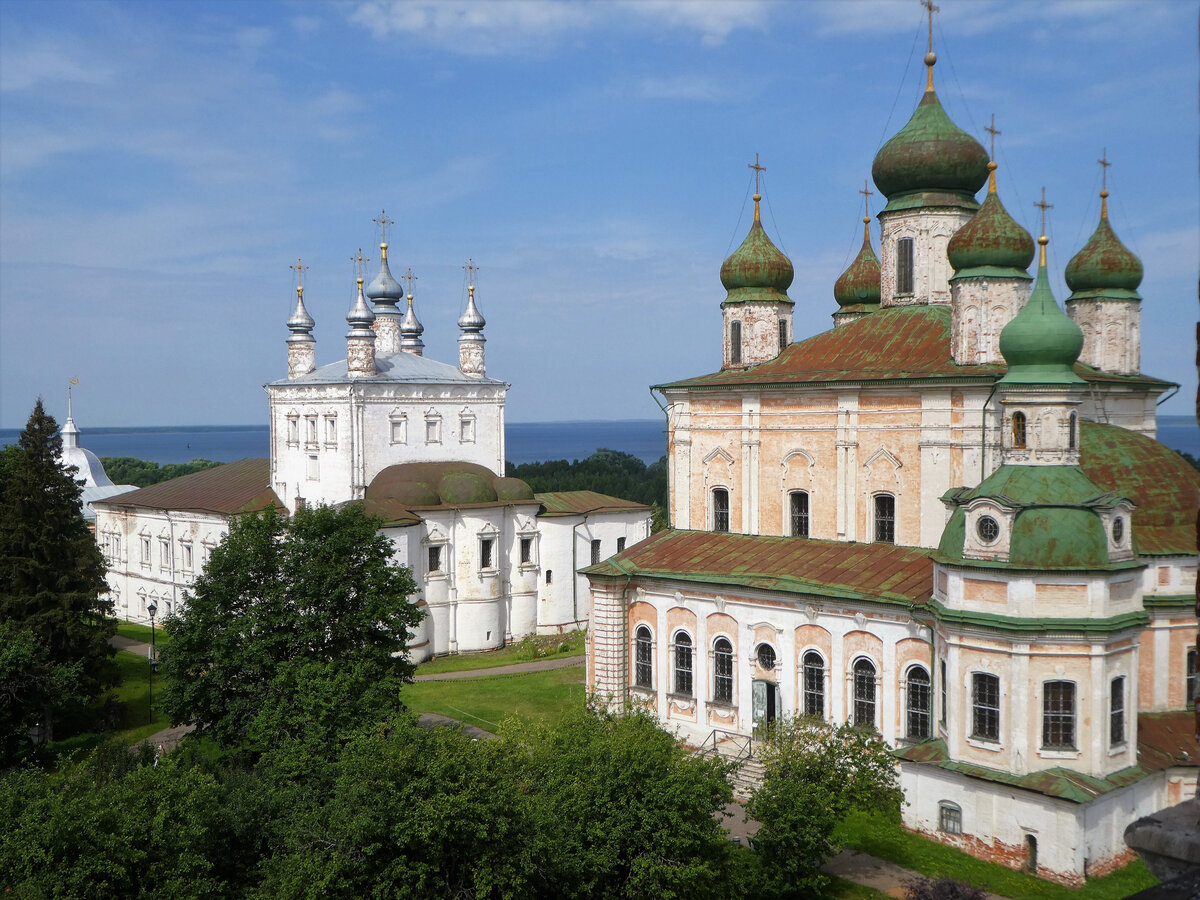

1080,422,1200,556
584,528,932,606
91,458,282,516
1137,711,1198,772
656,305,1173,392
536,490,651,517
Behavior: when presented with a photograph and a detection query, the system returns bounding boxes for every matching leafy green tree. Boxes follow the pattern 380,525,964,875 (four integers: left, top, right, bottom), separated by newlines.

0,400,113,745
508,704,737,899
0,622,83,765
160,504,421,761
748,719,903,898
99,456,223,487
508,448,668,512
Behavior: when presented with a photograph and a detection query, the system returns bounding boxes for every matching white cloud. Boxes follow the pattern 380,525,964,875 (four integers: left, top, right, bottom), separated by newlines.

0,44,114,92
613,0,772,46
637,74,734,102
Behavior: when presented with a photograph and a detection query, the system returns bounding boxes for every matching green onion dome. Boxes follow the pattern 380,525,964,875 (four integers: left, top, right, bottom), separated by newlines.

998,237,1084,385
947,163,1034,279
720,195,795,306
1064,191,1143,301
834,217,882,307
871,63,988,210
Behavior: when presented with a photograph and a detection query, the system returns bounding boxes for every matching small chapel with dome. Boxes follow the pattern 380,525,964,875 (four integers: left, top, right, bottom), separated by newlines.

584,29,1197,885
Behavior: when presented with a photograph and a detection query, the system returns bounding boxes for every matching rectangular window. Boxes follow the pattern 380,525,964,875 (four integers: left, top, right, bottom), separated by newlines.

938,803,962,836
141,536,151,566
306,415,318,445
896,237,914,294
390,416,407,445
713,488,730,533
325,416,337,445
1042,681,1076,749
159,538,171,569
520,538,532,565
306,454,319,481
428,545,442,574
1188,650,1199,703
778,319,788,353
460,417,475,443
590,539,601,566
616,536,626,554
181,542,193,571
790,491,809,537
426,417,441,443
480,538,494,570
730,320,742,365
1110,677,1126,747
874,494,895,544
287,415,299,446
940,659,948,726
971,673,1000,741
111,533,121,563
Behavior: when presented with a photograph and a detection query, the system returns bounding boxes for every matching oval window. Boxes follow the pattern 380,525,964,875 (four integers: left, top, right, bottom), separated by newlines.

757,644,777,670
977,515,1000,543
1112,517,1124,544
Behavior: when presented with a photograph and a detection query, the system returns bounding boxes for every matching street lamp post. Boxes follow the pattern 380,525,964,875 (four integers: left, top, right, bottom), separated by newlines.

146,600,158,721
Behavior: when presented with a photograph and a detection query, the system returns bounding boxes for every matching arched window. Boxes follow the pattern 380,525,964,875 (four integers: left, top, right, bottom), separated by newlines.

634,626,653,688
1110,676,1126,747
730,321,742,365
906,666,931,739
712,488,730,533
1068,412,1077,449
1012,411,1027,449
545,569,552,584
1042,680,1076,749
938,801,962,835
1188,649,1199,703
873,494,895,544
853,658,877,729
673,632,693,696
896,237,914,294
713,638,733,704
802,651,825,718
790,491,809,537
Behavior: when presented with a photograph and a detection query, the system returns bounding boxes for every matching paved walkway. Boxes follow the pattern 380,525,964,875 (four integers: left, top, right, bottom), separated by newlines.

111,635,154,656
413,655,583,681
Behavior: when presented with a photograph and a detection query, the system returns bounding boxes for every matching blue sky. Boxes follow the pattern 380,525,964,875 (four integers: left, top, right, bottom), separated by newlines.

1,0,1195,428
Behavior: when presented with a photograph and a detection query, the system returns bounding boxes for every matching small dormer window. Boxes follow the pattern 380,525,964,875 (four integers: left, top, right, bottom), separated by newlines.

896,238,914,294
1012,412,1027,449
1112,516,1124,545
976,516,1000,543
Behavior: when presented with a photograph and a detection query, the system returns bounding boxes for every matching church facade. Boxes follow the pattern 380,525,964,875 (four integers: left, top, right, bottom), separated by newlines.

96,239,651,659
584,45,1197,885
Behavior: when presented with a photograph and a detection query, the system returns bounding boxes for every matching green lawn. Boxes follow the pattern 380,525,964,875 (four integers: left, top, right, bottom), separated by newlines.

114,619,171,650
834,810,1157,900
415,630,585,675
401,666,585,730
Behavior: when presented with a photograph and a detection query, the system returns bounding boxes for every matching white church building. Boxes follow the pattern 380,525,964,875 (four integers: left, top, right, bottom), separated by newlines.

95,235,651,659
584,40,1198,886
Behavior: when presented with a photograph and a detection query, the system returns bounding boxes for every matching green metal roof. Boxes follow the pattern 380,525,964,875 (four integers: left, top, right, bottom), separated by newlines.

834,222,882,308
947,175,1033,280
1065,203,1143,302
998,259,1085,385
719,219,795,307
535,490,651,517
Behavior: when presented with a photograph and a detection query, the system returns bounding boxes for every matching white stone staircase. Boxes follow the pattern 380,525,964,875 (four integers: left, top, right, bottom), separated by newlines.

694,729,764,800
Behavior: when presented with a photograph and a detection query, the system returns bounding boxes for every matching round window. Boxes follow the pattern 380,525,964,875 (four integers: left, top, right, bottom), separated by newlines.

756,644,776,670
1112,516,1124,544
976,515,1000,543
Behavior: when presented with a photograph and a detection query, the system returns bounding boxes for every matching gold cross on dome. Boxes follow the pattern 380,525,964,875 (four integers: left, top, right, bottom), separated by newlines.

747,153,766,194
373,209,393,243
351,249,369,280
859,179,874,217
402,267,418,296
290,257,309,289
462,258,479,285
1034,187,1054,237
921,0,939,53
1098,149,1111,191
985,114,1001,159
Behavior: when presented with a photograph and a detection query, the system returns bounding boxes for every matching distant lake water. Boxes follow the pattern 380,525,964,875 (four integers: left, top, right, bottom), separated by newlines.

2,415,1195,467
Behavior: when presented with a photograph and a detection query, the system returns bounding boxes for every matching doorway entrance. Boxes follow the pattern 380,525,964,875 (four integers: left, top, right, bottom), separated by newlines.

752,680,779,729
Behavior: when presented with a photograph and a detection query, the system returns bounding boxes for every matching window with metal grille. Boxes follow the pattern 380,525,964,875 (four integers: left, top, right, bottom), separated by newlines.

674,633,693,697
634,625,653,688
480,538,494,570
778,319,788,353
712,488,730,533
853,658,876,729
802,651,825,718
790,491,809,537
520,538,532,564
1012,411,1027,448
1110,677,1126,746
896,237,914,294
1042,681,1076,749
938,802,962,835
616,537,626,553
1189,650,1199,703
428,545,442,573
940,659,948,726
874,494,895,544
730,321,742,365
713,638,733,704
907,666,931,739
971,673,1000,741
1068,412,1077,449
757,644,776,670
590,539,601,566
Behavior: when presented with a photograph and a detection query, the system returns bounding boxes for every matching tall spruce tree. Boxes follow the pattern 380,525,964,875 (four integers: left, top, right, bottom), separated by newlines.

0,399,113,744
